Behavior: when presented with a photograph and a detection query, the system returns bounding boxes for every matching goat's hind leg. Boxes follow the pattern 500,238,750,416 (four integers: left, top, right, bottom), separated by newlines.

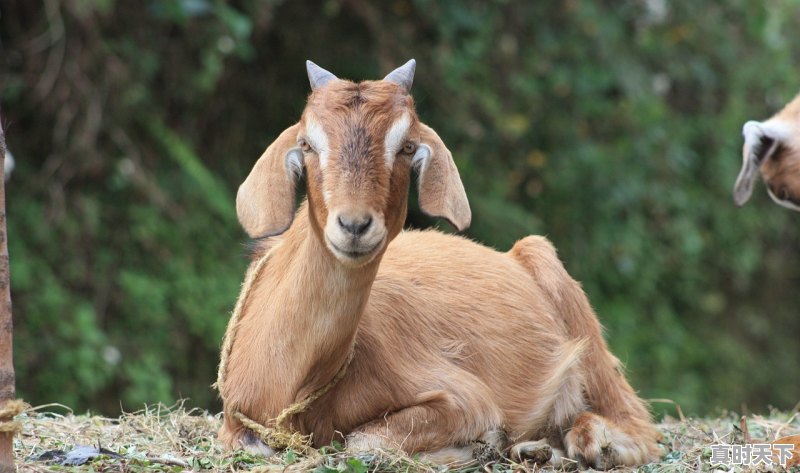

346,386,505,466
509,235,661,468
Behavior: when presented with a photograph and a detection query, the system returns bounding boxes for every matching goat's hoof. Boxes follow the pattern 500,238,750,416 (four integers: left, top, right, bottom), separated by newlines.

564,412,658,469
472,428,508,465
479,428,509,448
240,430,277,457
510,439,552,464
510,441,578,470
472,441,501,465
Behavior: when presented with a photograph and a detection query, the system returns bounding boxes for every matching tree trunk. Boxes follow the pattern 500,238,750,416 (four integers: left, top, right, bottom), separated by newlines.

0,117,16,472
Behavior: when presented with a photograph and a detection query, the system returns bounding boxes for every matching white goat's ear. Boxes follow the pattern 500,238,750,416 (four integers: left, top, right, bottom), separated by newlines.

733,120,785,206
414,123,471,231
236,124,303,237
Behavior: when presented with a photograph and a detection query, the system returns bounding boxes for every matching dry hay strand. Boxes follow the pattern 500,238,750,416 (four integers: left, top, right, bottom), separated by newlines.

12,401,800,472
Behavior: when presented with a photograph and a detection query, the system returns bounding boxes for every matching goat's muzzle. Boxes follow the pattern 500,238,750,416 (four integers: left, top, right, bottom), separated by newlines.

324,210,387,266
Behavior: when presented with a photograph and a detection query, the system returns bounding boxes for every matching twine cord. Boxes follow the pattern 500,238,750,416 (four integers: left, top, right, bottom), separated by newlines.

216,249,275,394
0,399,29,434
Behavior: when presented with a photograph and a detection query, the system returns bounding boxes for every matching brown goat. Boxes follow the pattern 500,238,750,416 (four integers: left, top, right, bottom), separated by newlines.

734,92,800,210
216,60,661,468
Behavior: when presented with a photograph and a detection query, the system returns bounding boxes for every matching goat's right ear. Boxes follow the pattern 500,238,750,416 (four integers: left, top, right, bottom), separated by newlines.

414,123,471,231
733,120,785,206
236,124,303,237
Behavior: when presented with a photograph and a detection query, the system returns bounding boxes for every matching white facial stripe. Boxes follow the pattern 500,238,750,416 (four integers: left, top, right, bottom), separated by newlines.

383,113,411,170
305,118,330,169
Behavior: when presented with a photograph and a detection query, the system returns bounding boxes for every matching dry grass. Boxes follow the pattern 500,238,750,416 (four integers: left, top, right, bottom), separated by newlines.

12,401,800,472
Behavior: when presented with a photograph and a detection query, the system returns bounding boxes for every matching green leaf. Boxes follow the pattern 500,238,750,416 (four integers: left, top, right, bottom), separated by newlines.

345,457,368,473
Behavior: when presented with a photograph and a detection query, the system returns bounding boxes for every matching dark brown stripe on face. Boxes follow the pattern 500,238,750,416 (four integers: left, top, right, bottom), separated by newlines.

345,88,365,108
340,123,374,175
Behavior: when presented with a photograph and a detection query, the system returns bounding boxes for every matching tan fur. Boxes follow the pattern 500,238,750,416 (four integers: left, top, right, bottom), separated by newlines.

217,69,660,468
735,92,800,210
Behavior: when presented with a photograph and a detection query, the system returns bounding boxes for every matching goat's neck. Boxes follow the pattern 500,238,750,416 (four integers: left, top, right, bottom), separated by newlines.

245,203,379,409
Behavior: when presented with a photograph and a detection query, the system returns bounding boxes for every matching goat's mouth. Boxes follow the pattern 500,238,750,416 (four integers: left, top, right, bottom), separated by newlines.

325,235,385,265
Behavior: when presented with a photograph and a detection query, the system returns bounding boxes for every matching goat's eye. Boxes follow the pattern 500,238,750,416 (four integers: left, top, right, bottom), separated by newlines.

298,139,313,153
401,141,417,155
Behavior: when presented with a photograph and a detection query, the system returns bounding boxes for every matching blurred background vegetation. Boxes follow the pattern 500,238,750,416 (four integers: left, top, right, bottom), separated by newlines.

0,0,798,417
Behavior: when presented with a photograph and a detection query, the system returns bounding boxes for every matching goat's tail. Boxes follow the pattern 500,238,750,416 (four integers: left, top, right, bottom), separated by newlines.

509,236,655,433
524,337,588,431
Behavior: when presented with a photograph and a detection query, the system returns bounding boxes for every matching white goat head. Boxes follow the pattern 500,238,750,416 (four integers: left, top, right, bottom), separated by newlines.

235,60,471,266
734,93,800,211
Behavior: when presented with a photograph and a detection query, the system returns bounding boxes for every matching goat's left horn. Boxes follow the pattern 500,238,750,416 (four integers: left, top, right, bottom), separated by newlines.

383,59,416,92
306,60,337,91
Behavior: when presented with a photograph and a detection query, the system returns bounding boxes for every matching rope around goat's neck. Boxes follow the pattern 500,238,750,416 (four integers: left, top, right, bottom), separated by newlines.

233,349,354,453
216,247,355,452
216,249,275,394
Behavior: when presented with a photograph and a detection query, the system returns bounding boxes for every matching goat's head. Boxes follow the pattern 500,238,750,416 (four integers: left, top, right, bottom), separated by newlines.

236,60,471,266
734,93,800,211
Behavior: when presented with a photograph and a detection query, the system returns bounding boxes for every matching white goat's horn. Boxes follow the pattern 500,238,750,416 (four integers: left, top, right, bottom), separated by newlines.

306,60,337,91
383,59,416,92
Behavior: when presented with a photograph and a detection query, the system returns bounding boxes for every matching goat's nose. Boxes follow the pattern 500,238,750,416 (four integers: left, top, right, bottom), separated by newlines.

337,214,373,237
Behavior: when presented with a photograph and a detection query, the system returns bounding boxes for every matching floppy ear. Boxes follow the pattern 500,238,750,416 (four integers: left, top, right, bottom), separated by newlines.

733,120,783,206
236,124,303,237
413,123,471,231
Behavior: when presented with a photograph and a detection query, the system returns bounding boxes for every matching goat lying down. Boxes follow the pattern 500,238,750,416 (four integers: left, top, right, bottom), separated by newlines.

734,92,800,210
216,60,661,468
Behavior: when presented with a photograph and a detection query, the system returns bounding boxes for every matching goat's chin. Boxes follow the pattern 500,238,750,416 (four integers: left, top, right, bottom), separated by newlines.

324,234,385,268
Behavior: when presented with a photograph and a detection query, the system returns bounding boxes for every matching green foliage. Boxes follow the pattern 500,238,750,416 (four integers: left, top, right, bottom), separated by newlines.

1,0,799,416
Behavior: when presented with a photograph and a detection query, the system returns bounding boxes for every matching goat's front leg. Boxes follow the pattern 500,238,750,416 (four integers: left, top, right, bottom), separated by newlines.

346,389,505,465
218,411,278,457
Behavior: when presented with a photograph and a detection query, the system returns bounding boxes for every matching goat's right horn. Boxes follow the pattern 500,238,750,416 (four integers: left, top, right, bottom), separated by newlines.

306,60,337,91
384,59,416,92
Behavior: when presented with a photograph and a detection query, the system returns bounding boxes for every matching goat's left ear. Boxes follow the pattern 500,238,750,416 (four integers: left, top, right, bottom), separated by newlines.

733,120,786,206
413,123,471,231
237,124,303,237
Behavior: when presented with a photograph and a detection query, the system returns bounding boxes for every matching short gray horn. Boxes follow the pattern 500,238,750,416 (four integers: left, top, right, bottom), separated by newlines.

306,60,337,91
383,59,416,92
